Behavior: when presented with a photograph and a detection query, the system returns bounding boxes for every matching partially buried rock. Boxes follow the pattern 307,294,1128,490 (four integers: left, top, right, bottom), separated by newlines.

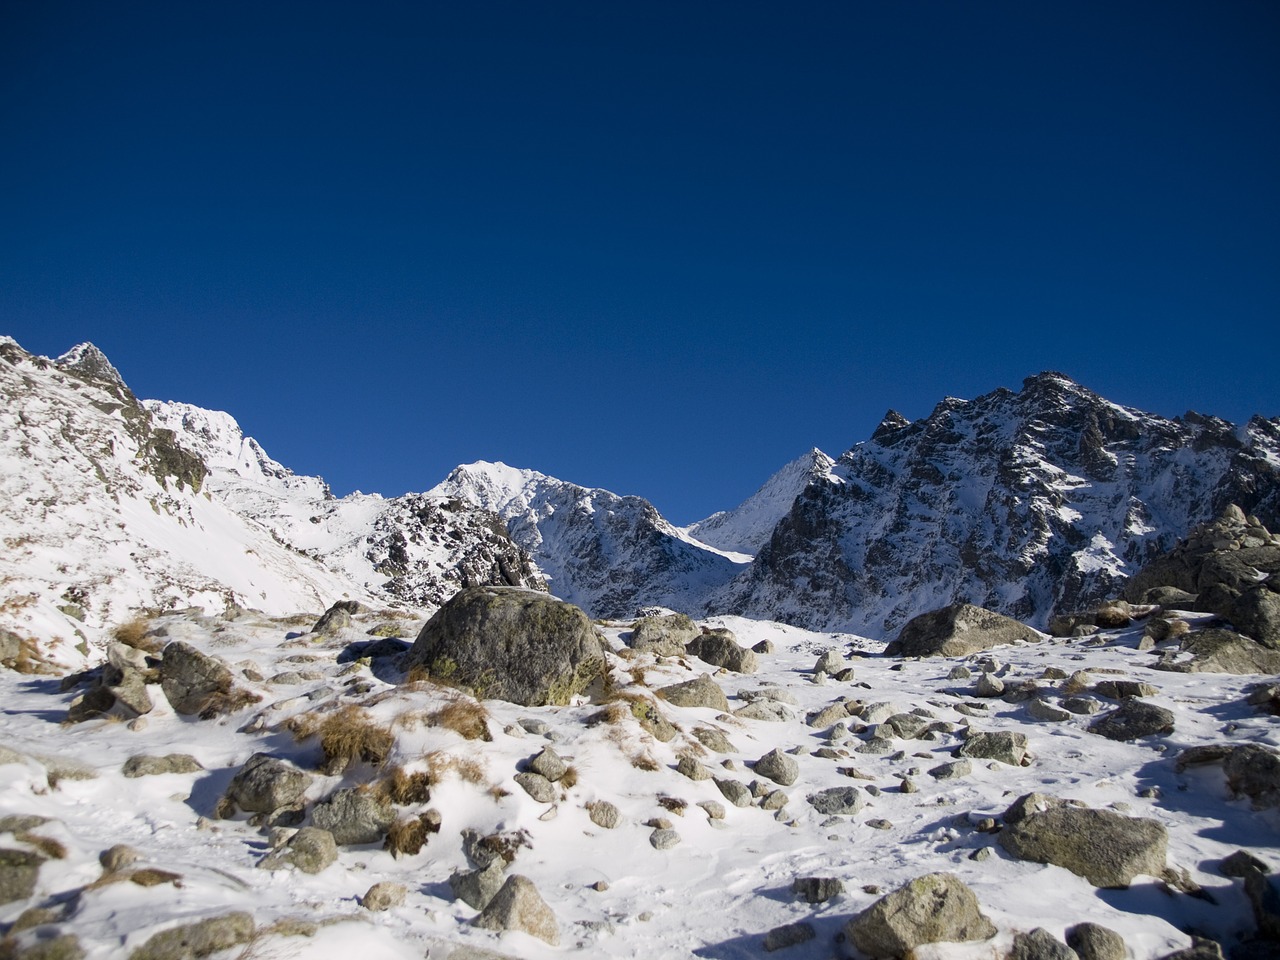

754,749,799,786
885,603,1041,658
714,778,752,808
450,858,507,911
312,600,361,637
807,786,864,816
1088,700,1175,741
310,788,395,845
158,641,244,717
1154,629,1280,675
657,673,729,711
258,827,337,874
1011,929,1076,960
218,753,311,820
472,874,559,946
792,877,843,904
514,772,557,804
404,587,602,706
629,613,699,657
1066,922,1128,960
763,921,816,952
844,873,996,958
0,849,43,904
686,628,758,673
361,881,407,911
129,912,255,960
998,795,1168,888
957,731,1028,765
586,800,620,829
122,754,203,778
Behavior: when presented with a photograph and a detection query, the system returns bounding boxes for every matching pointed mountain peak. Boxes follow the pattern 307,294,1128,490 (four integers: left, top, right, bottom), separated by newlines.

871,409,912,441
56,342,129,393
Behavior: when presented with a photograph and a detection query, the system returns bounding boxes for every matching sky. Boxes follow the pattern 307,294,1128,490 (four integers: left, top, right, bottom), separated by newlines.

2,2,1277,524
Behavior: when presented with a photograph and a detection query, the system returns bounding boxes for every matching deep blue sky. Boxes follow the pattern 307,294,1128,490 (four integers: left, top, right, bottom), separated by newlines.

3,2,1277,523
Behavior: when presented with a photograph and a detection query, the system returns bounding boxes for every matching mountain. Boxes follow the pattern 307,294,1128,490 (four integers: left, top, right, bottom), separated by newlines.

713,372,1280,635
429,461,745,618
687,448,836,556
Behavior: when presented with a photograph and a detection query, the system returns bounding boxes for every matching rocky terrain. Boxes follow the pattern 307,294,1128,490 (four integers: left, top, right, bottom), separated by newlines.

1,335,1278,959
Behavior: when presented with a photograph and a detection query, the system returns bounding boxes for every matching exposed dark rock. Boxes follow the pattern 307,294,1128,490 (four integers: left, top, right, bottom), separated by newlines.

1088,700,1175,741
885,604,1042,658
311,788,395,845
219,753,311,819
0,848,43,904
957,731,1028,765
312,600,361,636
159,642,248,717
762,921,815,952
791,877,843,903
1153,629,1280,675
686,629,758,673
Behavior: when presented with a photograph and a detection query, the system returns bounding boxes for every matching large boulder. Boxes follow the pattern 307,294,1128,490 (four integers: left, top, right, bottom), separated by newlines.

629,613,700,656
686,629,758,673
885,604,1042,658
218,753,312,819
1179,744,1280,810
404,587,603,706
1088,700,1175,741
843,873,996,958
159,641,243,716
471,874,559,945
998,796,1168,887
1153,629,1280,675
310,788,395,845
656,673,729,711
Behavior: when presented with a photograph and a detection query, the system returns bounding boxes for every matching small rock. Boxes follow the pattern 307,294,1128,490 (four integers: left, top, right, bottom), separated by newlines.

259,827,337,874
957,731,1029,766
99,844,141,872
698,800,726,820
527,747,568,783
1065,922,1128,960
843,873,996,956
1011,928,1076,960
675,756,712,781
514,772,557,803
586,800,620,829
649,828,680,850
1088,700,1175,741
975,674,1005,698
0,848,44,904
807,786,864,816
129,912,255,960
929,760,972,781
792,876,843,903
1028,699,1072,722
763,921,816,952
122,754,204,778
657,673,730,711
714,778,752,807
754,749,799,786
361,881,407,911
450,858,507,911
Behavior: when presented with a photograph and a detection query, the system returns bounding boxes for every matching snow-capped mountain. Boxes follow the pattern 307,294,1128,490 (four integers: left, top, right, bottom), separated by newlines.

714,372,1280,635
688,448,837,555
429,461,745,618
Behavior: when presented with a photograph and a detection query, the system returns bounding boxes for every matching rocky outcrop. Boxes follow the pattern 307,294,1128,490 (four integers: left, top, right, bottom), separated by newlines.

404,587,603,706
885,603,1042,657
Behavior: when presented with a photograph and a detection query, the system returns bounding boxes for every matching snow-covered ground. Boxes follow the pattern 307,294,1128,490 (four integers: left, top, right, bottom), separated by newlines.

0,606,1275,958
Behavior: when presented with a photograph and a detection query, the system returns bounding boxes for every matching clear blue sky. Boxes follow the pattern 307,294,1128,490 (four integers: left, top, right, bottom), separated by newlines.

3,2,1277,523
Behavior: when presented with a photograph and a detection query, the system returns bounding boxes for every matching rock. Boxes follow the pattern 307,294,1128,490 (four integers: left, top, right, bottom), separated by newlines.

1093,680,1159,699
808,701,851,728
675,756,712,781
957,731,1028,765
733,700,794,722
761,790,789,811
686,629,758,673
698,800,726,820
310,788,395,845
450,858,507,910
754,749,799,786
975,673,1005,697
1244,868,1280,940
752,639,774,654
1221,850,1271,878
649,828,680,850
843,872,997,958
128,912,255,960
1156,629,1280,674
6,935,85,959
656,674,729,711
219,753,311,818
929,760,971,781
1094,600,1133,628
1226,587,1280,650
714,778,752,807
525,747,568,783
404,587,602,706
1062,696,1101,715
878,712,931,739
586,800,620,829
1222,744,1280,809
692,726,737,753
807,786,865,816
0,848,43,904
998,799,1168,887
1027,698,1071,722
814,650,844,674
763,921,816,952
259,827,337,874
99,844,141,872
630,613,699,656
1065,922,1127,960
513,772,556,803
1088,700,1175,741
158,641,240,716
471,874,560,946
792,876,843,903
1011,928,1076,960
312,599,361,636
362,881,407,911
885,603,1042,658
122,754,203,778
620,697,678,742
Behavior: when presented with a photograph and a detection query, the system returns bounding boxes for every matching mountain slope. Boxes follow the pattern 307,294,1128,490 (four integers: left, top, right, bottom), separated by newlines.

714,372,1280,636
430,461,745,618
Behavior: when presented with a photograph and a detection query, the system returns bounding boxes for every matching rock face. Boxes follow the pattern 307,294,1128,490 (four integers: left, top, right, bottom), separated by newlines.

404,587,603,706
1154,629,1280,675
885,603,1042,657
844,873,997,958
471,874,559,945
998,796,1168,887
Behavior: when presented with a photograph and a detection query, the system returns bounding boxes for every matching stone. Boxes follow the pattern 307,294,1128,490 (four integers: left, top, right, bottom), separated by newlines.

1156,629,1280,675
691,726,736,753
1093,680,1159,699
957,731,1028,765
1062,696,1101,715
808,701,851,728
714,778,752,807
472,874,560,946
752,639,774,654
586,801,620,829
948,665,972,680
450,858,507,910
1065,923,1127,960
998,800,1168,887
1223,744,1280,809
885,603,1041,658
929,760,971,780
310,788,395,845
1027,698,1072,722
122,754,203,778
754,749,799,786
1094,600,1133,628
158,641,239,716
128,912,255,960
99,844,141,872
1011,928,1076,960
219,753,311,818
1244,868,1280,940
761,790,789,811
763,921,816,952
792,876,843,903
312,599,361,636
675,756,712,781
656,673,729,711
686,628,758,673
1088,700,1175,741
807,786,864,816
629,613,699,656
649,828,680,850
843,873,997,958
259,827,337,874
734,700,794,722
878,713,931,739
1221,850,1270,878
526,748,568,783
513,772,556,803
698,800,726,820
814,650,844,674
361,881,407,911
404,587,602,706
975,673,1005,697
0,848,42,904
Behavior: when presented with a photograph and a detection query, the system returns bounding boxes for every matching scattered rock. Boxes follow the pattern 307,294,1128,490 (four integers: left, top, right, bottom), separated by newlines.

843,872,997,958
586,801,620,829
218,753,311,819
259,827,337,874
929,760,971,781
310,788,395,845
698,800,726,820
128,912,255,960
807,786,865,816
754,749,799,786
450,858,507,911
734,700,794,722
312,600,361,636
630,614,699,656
1088,700,1175,741
1155,629,1280,675
472,874,560,946
885,604,1042,658
158,641,244,717
763,921,816,952
957,731,1028,765
514,772,557,803
649,828,680,850
1011,928,1076,960
1065,922,1127,960
975,673,1005,697
0,848,43,904
714,778,752,807
792,876,843,903
362,881,407,911
691,726,736,753
752,639,774,654
99,844,141,873
657,673,729,711
808,701,851,728
122,754,203,778
686,629,758,673
1093,680,1159,699
526,747,568,782
1027,698,1072,722
675,756,712,781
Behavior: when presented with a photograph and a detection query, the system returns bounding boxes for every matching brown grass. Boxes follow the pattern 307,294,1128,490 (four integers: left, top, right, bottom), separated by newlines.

628,665,649,687
374,765,433,805
424,751,486,785
430,698,492,742
559,765,579,790
15,832,66,859
383,812,441,858
317,705,394,769
630,751,660,772
112,616,163,653
656,796,687,816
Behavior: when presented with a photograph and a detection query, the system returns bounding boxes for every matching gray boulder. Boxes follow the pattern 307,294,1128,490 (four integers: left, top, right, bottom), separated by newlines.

957,731,1028,765
791,877,843,903
1065,923,1127,960
472,874,559,945
714,778,753,807
587,800,621,829
885,604,1042,658
311,788,395,845
404,587,602,706
754,749,800,787
259,827,337,874
630,614,699,656
806,786,864,816
526,747,568,783
312,600,361,636
1088,700,1175,741
129,913,255,960
657,674,729,711
122,754,203,778
513,772,556,803
843,873,996,958
0,848,43,904
362,881,407,911
762,921,815,952
1011,929,1076,960
686,629,758,673
158,641,238,716
733,700,794,722
1155,629,1280,675
219,753,311,818
998,797,1168,887
450,857,507,910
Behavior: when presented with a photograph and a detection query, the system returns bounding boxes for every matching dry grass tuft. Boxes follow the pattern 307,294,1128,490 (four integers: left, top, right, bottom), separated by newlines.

559,765,579,790
630,751,660,772
628,665,649,687
430,698,492,742
656,796,687,816
487,784,511,801
112,616,163,653
383,812,441,858
317,705,394,770
16,832,66,860
374,765,433,805
405,663,433,685
425,751,486,785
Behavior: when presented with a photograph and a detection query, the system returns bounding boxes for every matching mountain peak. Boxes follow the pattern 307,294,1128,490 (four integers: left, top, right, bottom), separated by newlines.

871,409,912,441
56,342,129,394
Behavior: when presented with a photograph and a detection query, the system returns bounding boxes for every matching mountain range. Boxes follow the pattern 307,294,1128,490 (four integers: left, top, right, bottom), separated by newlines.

2,335,1276,665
